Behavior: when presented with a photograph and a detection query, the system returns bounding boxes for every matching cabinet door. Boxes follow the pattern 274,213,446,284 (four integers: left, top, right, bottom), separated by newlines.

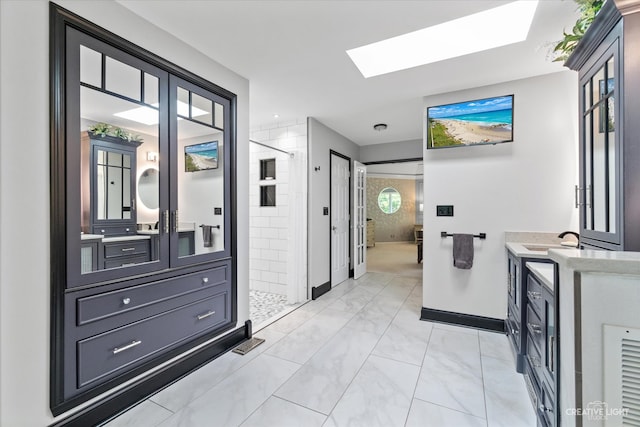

66,28,170,287
169,76,232,267
579,28,621,246
508,254,521,310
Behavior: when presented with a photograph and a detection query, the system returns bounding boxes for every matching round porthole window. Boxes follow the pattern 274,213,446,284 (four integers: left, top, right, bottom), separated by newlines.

378,187,401,214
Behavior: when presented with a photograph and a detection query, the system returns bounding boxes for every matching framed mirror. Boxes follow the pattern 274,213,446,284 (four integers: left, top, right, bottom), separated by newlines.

378,187,401,214
138,168,159,209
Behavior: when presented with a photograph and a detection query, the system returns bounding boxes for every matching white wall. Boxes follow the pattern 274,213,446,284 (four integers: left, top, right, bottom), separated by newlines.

308,117,360,288
422,71,578,319
0,1,249,425
359,139,422,163
249,120,307,298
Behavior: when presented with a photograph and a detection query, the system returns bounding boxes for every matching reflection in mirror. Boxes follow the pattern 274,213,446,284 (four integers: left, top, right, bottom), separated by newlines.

79,51,160,273
177,112,225,257
378,187,401,214
138,168,159,209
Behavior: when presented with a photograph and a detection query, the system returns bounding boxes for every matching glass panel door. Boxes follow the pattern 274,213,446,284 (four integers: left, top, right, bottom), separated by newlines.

68,27,169,287
170,76,231,266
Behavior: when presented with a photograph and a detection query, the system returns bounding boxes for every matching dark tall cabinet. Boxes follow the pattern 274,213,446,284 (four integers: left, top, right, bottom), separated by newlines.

50,4,242,421
567,0,640,251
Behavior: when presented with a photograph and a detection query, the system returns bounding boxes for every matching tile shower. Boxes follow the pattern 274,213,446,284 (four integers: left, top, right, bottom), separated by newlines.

249,120,308,328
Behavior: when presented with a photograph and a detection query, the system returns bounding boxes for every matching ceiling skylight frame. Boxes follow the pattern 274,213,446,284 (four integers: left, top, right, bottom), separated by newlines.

346,0,539,78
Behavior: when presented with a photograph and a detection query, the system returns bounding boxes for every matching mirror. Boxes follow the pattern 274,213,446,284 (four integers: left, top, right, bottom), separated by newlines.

378,187,401,214
138,168,159,209
96,149,132,219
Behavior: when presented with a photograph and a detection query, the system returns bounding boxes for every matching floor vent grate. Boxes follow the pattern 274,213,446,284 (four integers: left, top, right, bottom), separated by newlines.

232,337,265,355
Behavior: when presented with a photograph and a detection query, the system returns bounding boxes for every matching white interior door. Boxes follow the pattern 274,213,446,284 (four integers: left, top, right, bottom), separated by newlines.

331,153,350,286
353,161,366,279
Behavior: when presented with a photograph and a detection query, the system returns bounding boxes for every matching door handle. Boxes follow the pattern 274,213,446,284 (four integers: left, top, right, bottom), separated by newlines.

332,226,337,231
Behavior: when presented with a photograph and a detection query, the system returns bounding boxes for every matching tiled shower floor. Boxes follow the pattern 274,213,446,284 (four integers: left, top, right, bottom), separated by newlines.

250,289,289,327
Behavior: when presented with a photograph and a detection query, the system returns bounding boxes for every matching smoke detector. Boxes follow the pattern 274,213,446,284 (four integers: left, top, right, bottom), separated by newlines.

373,123,388,131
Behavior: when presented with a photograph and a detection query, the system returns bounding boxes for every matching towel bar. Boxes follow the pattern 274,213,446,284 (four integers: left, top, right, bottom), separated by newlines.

440,232,486,239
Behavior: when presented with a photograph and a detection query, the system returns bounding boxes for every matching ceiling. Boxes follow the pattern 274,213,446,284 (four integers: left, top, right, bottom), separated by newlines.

117,0,580,146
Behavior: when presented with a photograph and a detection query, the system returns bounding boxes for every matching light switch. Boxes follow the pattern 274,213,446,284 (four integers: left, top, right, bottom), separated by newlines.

436,205,454,216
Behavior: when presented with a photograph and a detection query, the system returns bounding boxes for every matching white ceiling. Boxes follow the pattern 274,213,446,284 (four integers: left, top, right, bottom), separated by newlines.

117,0,579,146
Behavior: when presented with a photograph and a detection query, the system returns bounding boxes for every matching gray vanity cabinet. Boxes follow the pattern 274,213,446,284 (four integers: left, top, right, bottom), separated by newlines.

524,264,558,427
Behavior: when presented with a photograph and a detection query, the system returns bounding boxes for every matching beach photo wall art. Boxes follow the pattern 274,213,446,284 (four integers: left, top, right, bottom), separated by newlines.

185,141,219,172
426,95,514,149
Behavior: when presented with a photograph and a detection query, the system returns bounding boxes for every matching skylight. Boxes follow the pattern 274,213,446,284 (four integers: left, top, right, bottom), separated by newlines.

114,101,208,125
346,0,539,78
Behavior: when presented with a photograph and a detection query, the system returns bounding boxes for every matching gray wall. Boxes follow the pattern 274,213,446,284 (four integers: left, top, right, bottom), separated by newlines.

0,1,250,424
359,139,422,163
308,117,360,289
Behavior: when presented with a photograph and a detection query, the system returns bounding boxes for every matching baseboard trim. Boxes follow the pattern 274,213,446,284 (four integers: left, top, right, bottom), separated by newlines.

311,281,331,300
52,322,249,427
420,307,505,333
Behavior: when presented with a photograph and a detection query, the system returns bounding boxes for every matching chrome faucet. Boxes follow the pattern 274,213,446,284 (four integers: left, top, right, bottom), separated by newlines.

558,231,580,240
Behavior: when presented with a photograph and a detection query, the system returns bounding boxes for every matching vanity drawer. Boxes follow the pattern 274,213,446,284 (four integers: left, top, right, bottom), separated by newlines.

104,254,150,269
527,334,543,388
104,240,149,259
77,292,228,388
77,266,228,326
93,224,137,236
526,304,544,353
527,274,544,314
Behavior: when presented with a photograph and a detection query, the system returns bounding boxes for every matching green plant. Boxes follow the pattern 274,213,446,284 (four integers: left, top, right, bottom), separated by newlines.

553,0,605,62
88,123,142,143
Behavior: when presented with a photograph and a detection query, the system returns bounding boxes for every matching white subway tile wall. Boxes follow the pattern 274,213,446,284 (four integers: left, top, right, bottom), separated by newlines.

249,119,307,296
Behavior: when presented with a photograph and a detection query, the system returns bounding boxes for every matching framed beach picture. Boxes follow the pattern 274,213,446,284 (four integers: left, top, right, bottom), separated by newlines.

184,141,219,172
426,95,514,149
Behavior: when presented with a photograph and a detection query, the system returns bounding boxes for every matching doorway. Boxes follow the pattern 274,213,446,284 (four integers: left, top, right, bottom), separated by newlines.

364,160,423,278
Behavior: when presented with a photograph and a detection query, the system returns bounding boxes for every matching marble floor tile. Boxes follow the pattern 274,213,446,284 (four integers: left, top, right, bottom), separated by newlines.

274,327,380,414
265,308,354,364
372,310,433,366
327,285,377,314
150,327,286,412
414,350,486,418
406,399,487,427
158,354,300,427
482,355,536,427
239,396,325,427
343,302,395,336
432,321,482,336
479,330,513,361
414,328,485,417
103,401,172,427
324,355,420,427
263,305,317,334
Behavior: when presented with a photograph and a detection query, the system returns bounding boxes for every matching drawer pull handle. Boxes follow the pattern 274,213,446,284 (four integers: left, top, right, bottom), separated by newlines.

527,291,541,299
528,322,542,334
122,297,131,305
539,404,553,413
125,228,130,232
113,340,142,354
197,310,216,320
121,247,136,252
202,277,209,284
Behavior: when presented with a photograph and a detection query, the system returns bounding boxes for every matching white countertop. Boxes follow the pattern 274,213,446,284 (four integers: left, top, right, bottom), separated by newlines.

80,233,104,240
548,248,640,275
136,228,195,235
526,261,555,291
102,235,151,243
506,242,574,259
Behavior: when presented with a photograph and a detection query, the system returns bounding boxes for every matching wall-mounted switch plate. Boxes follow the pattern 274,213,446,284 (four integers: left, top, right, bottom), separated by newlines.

436,205,454,216
214,207,222,215
323,207,329,215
